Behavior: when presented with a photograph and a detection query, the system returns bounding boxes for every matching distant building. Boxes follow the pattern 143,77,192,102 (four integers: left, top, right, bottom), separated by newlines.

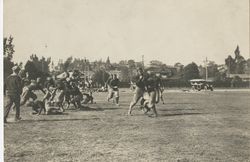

145,66,175,79
217,64,227,73
109,70,122,78
174,63,184,73
49,61,55,72
227,74,250,82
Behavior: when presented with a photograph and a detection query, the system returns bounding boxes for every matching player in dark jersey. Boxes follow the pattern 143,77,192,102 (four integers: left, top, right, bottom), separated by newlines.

155,74,165,104
128,68,147,115
44,77,56,93
109,74,120,105
106,74,114,102
143,70,158,117
20,77,46,106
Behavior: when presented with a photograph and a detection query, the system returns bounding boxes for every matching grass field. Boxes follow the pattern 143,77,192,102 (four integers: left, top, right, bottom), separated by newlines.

4,89,250,162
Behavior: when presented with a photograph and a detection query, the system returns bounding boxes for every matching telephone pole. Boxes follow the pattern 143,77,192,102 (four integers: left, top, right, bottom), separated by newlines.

142,55,144,69
204,57,208,81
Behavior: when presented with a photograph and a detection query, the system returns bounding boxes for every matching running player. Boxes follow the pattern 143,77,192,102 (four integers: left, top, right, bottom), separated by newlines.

106,74,113,102
128,68,147,115
143,70,158,117
155,74,165,104
109,74,120,106
20,77,46,106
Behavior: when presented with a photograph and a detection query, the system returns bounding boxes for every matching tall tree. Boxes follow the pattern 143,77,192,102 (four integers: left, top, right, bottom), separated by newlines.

63,56,73,71
24,60,39,80
3,36,15,81
92,70,109,86
234,46,246,74
199,61,220,80
106,56,110,65
174,62,184,73
183,62,200,81
24,55,51,80
225,55,236,74
225,46,246,74
247,59,250,67
119,66,130,82
3,36,15,59
127,60,135,69
105,56,112,70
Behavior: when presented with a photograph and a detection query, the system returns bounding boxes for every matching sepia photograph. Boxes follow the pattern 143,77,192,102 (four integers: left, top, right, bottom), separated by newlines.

2,0,250,161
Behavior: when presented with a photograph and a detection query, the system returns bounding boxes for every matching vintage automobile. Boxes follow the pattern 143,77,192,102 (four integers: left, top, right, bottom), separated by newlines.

190,79,213,91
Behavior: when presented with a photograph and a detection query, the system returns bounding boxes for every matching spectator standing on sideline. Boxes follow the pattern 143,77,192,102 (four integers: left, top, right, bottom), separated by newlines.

4,66,23,123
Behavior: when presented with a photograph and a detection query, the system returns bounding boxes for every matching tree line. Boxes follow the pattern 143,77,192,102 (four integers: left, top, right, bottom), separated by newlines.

3,36,250,87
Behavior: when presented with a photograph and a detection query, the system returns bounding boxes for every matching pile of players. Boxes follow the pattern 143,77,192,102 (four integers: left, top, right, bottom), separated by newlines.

19,70,94,115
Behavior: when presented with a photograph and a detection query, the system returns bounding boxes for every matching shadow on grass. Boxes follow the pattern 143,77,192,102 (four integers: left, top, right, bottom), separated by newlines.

160,112,204,117
159,108,197,111
19,117,100,123
47,112,69,115
165,103,196,105
64,106,122,112
65,106,103,111
99,107,123,110
79,107,104,111
31,111,68,116
94,105,123,111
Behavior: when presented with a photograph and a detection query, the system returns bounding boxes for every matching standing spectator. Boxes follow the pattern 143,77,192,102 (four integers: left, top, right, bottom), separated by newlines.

4,66,23,123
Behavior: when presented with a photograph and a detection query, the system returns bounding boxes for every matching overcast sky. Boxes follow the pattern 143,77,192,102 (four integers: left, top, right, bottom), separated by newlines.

4,0,249,66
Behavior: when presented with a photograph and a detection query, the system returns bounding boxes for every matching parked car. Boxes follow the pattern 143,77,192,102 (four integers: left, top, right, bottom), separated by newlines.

190,79,213,91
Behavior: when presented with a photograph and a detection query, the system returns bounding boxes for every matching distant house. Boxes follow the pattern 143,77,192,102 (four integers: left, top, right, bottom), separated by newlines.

109,70,122,77
174,63,184,73
244,66,250,74
145,66,175,79
227,74,250,82
217,64,227,73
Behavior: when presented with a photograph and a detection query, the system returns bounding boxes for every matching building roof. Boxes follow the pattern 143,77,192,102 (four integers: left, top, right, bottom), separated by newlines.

227,74,250,79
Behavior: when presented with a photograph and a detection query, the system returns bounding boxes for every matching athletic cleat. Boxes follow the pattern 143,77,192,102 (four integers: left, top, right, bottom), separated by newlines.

15,117,22,122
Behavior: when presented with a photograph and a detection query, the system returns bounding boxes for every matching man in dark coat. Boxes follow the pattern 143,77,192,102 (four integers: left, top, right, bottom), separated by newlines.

4,66,23,123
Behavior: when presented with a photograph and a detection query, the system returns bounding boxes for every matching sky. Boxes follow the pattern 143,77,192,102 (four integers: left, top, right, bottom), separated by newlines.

3,0,250,66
